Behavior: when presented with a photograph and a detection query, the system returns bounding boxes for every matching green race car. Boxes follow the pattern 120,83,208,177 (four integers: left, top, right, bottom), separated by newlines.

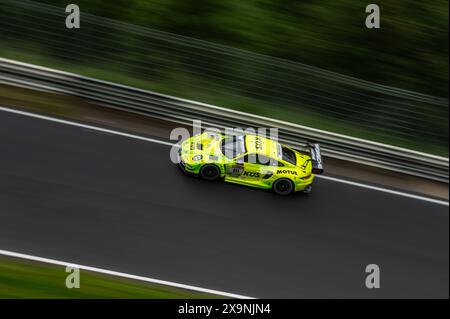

176,132,324,195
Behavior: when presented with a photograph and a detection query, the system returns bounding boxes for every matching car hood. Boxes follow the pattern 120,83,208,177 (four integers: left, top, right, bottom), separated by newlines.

180,132,224,163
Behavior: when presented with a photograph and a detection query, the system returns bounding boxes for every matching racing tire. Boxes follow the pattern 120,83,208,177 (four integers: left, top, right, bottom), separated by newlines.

273,178,295,196
200,164,221,181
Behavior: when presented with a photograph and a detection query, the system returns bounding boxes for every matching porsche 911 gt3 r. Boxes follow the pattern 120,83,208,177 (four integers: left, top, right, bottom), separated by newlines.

176,132,324,195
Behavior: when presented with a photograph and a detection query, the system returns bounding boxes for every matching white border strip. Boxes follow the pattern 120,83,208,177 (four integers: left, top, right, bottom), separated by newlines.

0,249,255,299
0,105,448,207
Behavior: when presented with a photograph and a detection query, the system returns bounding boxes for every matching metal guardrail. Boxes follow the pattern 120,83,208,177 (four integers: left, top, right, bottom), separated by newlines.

0,0,448,154
0,58,448,182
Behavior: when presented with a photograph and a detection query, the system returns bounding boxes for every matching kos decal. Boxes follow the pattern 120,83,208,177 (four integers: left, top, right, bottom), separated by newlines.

243,171,261,178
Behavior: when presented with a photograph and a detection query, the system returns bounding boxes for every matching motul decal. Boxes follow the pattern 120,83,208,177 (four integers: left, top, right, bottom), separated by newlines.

277,169,298,175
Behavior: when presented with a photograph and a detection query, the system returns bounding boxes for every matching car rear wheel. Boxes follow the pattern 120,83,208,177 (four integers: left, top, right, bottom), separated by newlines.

273,178,294,196
200,164,220,181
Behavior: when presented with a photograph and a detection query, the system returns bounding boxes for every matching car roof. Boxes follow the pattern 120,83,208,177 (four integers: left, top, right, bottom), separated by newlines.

245,134,281,159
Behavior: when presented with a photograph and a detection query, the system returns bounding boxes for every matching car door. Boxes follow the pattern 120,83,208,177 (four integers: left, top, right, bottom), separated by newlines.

240,153,263,184
225,153,275,187
224,157,245,180
224,154,259,185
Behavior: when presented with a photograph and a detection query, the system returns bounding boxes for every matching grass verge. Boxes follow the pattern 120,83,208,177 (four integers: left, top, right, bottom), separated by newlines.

0,257,217,299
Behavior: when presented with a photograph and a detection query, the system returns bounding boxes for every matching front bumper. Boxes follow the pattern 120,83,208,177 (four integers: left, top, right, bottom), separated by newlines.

177,149,200,175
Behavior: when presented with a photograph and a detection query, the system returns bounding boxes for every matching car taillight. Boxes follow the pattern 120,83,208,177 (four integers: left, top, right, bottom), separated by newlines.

301,174,311,180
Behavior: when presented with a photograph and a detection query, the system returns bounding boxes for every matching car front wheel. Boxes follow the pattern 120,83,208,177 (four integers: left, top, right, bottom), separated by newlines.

200,164,221,181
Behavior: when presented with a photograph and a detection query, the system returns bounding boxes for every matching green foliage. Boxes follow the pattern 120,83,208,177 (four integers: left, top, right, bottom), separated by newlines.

0,0,447,154
35,0,448,97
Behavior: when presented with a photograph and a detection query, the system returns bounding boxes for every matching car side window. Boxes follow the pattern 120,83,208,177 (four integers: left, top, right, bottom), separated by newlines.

243,153,255,163
265,156,280,167
244,154,279,166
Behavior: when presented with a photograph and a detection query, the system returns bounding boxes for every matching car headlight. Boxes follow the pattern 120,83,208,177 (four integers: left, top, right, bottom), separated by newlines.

192,155,203,161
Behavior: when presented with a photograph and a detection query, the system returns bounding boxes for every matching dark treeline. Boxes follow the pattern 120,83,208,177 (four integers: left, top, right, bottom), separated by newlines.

36,0,448,98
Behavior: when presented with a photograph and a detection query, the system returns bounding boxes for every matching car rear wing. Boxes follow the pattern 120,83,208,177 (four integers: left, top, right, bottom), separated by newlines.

307,142,324,174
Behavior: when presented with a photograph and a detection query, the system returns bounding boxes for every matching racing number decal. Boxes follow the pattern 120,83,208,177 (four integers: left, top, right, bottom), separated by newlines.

227,165,244,177
254,137,263,150
227,166,262,179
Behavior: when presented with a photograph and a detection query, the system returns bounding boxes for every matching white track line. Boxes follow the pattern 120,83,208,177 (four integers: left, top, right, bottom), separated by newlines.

0,249,254,299
317,175,448,206
0,105,448,207
0,106,174,147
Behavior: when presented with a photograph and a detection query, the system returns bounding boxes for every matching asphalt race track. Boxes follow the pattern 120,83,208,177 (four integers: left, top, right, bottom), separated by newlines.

0,109,448,298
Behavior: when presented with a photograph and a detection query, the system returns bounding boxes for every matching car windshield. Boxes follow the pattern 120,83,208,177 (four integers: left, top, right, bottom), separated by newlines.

220,135,246,159
281,146,297,165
